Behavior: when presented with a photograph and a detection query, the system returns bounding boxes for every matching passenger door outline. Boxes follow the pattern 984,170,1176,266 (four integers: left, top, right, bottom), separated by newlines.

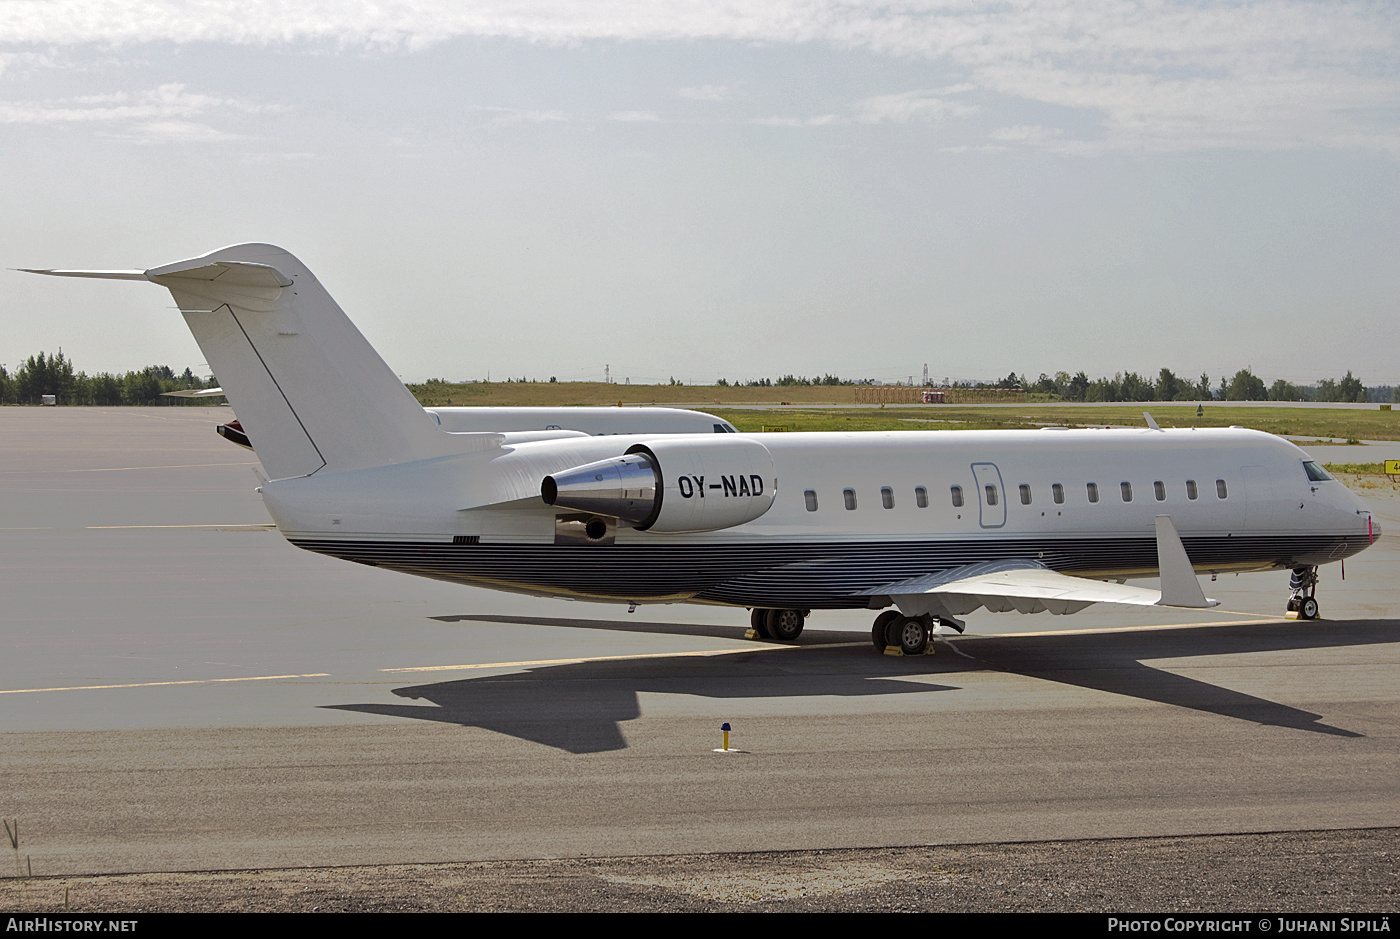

971,462,1006,529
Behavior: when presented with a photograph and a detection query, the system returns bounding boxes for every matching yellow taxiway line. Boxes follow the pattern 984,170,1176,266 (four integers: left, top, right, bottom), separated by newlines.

0,616,1294,694
0,673,331,695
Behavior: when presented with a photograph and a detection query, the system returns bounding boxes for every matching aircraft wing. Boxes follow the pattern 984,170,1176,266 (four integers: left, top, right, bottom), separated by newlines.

874,515,1218,629
875,560,1168,616
161,387,227,398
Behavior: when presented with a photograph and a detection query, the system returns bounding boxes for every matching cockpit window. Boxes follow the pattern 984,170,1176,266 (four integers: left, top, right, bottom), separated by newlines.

1303,461,1333,482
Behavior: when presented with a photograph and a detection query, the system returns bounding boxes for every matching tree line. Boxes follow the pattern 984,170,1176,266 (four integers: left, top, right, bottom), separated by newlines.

5,350,1392,406
1016,368,1386,403
718,375,884,387
0,351,218,405
722,367,1390,403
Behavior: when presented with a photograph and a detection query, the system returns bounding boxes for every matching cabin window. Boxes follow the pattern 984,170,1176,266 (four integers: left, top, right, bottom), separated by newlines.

1087,482,1099,504
915,486,929,508
1154,480,1166,502
1121,482,1133,502
985,484,999,506
950,485,964,508
881,486,895,509
1019,484,1032,505
1303,461,1333,481
1052,483,1064,504
1186,479,1198,500
1216,479,1228,499
804,489,818,512
844,488,857,510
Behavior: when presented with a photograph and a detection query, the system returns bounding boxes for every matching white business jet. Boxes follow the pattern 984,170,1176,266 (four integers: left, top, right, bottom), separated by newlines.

27,245,1379,654
167,382,739,445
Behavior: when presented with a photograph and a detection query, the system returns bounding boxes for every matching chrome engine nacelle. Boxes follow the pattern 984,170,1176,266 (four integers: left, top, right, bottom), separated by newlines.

541,436,777,533
540,453,658,526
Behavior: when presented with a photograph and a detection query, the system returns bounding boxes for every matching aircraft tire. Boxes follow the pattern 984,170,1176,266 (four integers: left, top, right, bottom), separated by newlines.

767,608,805,641
872,611,902,651
750,608,772,639
897,617,930,656
1300,597,1320,620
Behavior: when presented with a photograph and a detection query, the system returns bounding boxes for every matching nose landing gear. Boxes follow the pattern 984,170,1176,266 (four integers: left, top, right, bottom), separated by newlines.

1285,566,1321,620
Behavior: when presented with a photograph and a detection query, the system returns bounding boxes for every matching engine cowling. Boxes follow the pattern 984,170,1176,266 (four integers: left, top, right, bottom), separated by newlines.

539,453,658,525
541,436,777,533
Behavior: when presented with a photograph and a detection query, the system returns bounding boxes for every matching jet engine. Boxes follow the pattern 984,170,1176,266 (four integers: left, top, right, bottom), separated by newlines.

541,437,777,533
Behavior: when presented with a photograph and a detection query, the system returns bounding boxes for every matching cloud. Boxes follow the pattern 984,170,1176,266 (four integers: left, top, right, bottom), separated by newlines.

748,88,977,128
679,85,733,101
1,2,1395,153
853,89,979,124
0,83,276,130
113,120,243,142
0,50,59,77
988,125,1063,144
608,110,661,122
748,114,840,127
939,123,1073,154
241,150,317,164
469,105,569,126
0,82,285,144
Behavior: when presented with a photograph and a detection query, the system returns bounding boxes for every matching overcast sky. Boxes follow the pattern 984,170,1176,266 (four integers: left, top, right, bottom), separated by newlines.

2,1,1397,386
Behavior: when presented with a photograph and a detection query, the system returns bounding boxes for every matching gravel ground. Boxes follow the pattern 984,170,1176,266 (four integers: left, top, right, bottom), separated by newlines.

0,828,1396,913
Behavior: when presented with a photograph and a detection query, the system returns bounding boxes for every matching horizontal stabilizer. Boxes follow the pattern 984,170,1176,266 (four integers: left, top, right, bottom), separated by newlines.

145,259,294,288
19,269,148,280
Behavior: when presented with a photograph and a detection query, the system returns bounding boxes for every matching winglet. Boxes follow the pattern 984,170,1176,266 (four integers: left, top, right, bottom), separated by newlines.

1155,514,1217,607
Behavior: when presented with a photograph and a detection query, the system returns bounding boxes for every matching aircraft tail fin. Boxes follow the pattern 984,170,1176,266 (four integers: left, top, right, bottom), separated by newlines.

29,245,455,479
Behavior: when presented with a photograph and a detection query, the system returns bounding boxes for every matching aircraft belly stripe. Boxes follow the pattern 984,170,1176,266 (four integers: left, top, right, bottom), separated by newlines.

287,532,1366,607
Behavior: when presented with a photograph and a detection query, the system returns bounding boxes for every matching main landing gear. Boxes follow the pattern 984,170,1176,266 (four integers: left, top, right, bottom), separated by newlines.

747,608,809,641
1285,566,1321,620
870,610,934,656
743,608,939,654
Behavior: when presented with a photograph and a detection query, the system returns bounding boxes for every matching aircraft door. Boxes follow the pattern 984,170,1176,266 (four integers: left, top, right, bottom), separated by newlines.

971,462,1006,529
